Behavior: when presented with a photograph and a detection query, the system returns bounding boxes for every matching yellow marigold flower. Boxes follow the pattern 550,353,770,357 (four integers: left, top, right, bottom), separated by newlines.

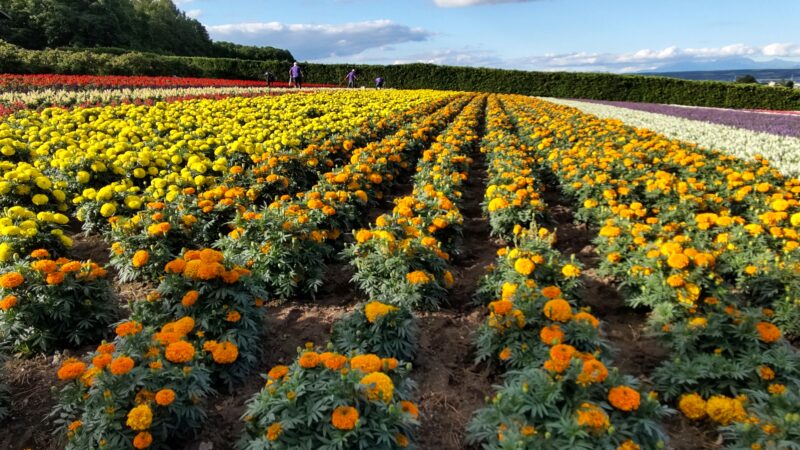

126,404,153,431
443,270,455,288
364,301,398,323
561,264,581,278
705,395,747,425
266,423,282,441
514,258,535,276
666,253,690,269
331,406,359,430
132,250,150,268
350,354,382,373
406,270,431,284
678,393,707,420
109,356,135,376
165,341,195,363
688,317,708,329
771,199,789,212
608,386,641,412
155,389,176,406
543,299,572,322
487,197,508,212
57,359,87,380
755,322,782,343
355,229,372,243
133,431,153,449
360,372,394,403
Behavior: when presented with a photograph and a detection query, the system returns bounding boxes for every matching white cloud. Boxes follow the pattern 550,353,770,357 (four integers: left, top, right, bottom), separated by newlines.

185,9,203,19
207,20,432,59
434,0,534,6
513,43,800,72
173,0,195,4
392,48,505,67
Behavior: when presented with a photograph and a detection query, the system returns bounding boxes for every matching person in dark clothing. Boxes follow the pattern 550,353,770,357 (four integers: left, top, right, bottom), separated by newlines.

375,76,385,89
264,71,275,88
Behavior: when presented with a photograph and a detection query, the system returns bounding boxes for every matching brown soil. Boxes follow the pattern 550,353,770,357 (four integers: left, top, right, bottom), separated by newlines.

414,147,497,450
543,188,720,450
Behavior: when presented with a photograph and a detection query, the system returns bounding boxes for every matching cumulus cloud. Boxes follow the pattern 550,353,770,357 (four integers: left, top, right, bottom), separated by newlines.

434,0,535,7
207,20,432,59
392,48,506,67
514,43,800,72
184,9,203,19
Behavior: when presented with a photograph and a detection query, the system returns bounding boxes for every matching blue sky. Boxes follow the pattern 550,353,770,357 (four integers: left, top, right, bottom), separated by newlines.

175,0,800,72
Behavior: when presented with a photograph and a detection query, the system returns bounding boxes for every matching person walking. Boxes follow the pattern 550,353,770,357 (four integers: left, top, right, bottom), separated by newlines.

375,76,385,89
289,62,303,88
264,71,275,90
345,69,357,88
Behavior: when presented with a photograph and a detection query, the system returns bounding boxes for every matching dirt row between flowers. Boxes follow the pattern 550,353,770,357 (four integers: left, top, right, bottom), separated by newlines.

541,184,723,450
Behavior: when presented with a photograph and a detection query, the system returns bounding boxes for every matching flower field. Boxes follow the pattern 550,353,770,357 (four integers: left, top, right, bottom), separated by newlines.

0,83,799,450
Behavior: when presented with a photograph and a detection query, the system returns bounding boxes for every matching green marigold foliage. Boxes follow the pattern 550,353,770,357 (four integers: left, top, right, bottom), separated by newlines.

468,367,669,450
722,386,800,449
132,248,268,388
53,321,213,450
331,302,418,362
240,348,418,450
0,255,117,354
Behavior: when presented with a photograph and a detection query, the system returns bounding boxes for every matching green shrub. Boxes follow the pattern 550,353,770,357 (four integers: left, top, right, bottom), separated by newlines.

331,302,418,361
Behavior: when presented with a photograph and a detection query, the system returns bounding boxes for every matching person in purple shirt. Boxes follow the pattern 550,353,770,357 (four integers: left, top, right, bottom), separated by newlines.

288,62,302,88
375,76,385,89
345,69,356,88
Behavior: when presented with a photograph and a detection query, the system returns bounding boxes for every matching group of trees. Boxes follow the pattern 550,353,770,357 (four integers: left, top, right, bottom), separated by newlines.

0,0,293,61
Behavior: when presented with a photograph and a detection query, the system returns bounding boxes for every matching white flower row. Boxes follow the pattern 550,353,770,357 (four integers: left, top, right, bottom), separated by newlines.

541,97,800,177
1,86,333,110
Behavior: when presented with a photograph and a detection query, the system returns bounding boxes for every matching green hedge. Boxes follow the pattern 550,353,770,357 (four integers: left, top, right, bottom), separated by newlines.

2,41,799,110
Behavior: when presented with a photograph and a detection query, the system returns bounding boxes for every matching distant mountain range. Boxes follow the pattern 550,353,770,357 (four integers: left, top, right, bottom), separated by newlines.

637,57,800,82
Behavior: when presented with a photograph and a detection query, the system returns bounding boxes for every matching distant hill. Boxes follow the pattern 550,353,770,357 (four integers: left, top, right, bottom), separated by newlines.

642,68,800,83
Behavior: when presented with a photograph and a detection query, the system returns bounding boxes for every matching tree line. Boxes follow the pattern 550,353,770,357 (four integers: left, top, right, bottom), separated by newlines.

0,0,293,61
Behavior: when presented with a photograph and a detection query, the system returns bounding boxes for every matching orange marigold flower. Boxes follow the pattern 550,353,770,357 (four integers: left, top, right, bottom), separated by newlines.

678,393,707,420
46,271,65,285
126,404,153,431
768,383,786,395
572,311,600,328
132,250,149,268
97,343,116,354
400,400,419,418
543,344,577,373
57,359,87,380
31,259,57,273
115,321,143,337
758,366,775,381
489,299,513,316
543,298,572,322
395,434,410,448
209,341,238,364
0,271,25,289
331,406,359,430
320,353,347,371
350,354,382,373
667,253,690,269
225,310,242,322
268,365,290,380
499,347,512,360
92,353,113,369
165,341,195,363
0,294,17,311
608,386,641,411
540,324,565,345
406,270,431,284
59,261,83,273
155,389,176,406
576,402,610,431
299,351,320,369
755,322,782,343
617,440,641,450
133,431,153,449
109,356,135,376
540,285,562,299
30,249,50,259
164,259,186,274
181,290,199,307
360,372,394,402
577,358,609,386
266,423,282,441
